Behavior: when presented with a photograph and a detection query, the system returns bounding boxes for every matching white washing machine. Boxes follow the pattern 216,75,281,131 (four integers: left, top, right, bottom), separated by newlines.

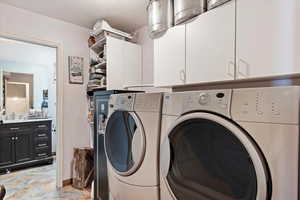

160,86,300,200
105,92,163,200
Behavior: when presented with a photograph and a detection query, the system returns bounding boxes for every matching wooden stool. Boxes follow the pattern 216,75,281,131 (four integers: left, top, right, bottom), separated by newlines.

72,147,94,189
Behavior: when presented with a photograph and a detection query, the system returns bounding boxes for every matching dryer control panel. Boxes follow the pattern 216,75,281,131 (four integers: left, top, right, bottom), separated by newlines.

109,93,135,112
231,86,300,124
134,93,163,112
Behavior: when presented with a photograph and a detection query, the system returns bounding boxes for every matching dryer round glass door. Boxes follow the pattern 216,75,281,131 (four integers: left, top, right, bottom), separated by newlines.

160,112,271,200
105,111,146,176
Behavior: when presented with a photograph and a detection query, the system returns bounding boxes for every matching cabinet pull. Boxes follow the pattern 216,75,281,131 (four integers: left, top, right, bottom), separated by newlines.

98,130,105,135
11,137,15,141
179,70,186,83
38,153,47,157
10,127,19,131
38,134,47,137
38,143,47,147
38,125,47,128
227,61,235,78
238,59,250,78
15,137,18,140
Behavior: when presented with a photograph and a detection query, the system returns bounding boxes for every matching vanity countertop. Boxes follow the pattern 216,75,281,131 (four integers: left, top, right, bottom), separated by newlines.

1,118,52,124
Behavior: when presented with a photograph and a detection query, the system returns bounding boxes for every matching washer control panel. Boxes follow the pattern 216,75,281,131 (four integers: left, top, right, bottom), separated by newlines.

163,90,232,116
181,90,232,117
231,86,300,124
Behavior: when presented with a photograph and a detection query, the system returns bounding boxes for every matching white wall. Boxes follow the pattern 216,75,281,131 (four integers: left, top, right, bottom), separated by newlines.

133,26,171,92
0,3,90,180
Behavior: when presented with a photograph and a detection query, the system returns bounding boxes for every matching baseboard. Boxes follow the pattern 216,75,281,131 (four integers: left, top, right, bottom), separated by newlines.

63,178,73,187
0,157,53,174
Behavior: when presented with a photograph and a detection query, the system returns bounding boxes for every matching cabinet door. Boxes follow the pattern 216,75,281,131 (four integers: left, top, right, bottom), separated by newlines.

186,1,236,84
15,129,33,163
107,36,124,90
123,42,142,88
236,0,300,79
154,25,186,87
0,132,15,166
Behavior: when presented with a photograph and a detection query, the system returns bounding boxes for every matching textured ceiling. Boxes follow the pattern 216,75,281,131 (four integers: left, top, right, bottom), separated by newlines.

0,0,149,32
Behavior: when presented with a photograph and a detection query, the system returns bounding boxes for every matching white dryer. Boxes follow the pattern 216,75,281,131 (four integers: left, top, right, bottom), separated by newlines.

160,86,300,200
105,93,163,200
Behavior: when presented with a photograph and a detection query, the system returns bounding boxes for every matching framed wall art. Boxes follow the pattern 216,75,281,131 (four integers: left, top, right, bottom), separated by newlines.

69,56,84,84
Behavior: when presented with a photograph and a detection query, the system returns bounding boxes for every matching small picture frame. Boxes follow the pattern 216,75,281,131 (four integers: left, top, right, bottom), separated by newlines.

69,56,84,84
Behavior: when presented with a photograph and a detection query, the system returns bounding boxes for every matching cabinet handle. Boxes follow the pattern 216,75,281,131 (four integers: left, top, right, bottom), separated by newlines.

15,137,18,140
179,70,186,83
11,137,15,141
227,61,235,78
98,130,105,135
38,143,47,147
38,125,47,128
38,153,47,157
98,114,106,134
238,59,250,78
38,134,47,137
10,127,19,131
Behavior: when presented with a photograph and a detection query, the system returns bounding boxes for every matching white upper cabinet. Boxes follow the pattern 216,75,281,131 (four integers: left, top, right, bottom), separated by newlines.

186,0,236,84
107,36,124,90
107,36,142,90
236,0,300,79
154,25,186,87
123,41,142,88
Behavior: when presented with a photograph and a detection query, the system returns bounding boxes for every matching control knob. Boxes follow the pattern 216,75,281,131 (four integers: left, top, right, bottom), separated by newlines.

199,93,210,105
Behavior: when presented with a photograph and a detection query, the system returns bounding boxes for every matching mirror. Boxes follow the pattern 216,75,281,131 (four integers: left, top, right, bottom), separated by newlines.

0,71,34,116
6,82,30,114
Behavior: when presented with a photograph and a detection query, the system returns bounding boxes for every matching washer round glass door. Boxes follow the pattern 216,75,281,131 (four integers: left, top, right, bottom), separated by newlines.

105,111,146,176
160,112,271,200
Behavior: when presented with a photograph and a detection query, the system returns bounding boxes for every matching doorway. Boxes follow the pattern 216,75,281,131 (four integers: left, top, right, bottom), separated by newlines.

0,34,64,189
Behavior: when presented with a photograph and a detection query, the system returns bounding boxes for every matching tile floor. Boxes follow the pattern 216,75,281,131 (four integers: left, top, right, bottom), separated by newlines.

0,162,91,200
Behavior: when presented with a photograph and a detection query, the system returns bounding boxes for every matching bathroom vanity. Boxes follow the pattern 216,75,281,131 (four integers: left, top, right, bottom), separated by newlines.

0,119,53,173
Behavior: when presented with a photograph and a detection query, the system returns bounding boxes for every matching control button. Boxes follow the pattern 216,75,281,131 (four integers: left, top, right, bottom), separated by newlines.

216,93,225,98
257,111,264,115
242,110,249,115
199,93,209,105
220,104,227,109
120,99,126,105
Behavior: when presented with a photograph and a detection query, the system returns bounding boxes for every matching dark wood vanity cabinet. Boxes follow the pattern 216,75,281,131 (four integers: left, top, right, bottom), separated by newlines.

0,131,15,167
0,120,53,173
